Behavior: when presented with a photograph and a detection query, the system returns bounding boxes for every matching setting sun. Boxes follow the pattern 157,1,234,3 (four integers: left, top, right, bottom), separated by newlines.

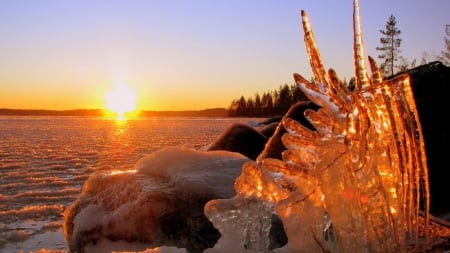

105,82,137,120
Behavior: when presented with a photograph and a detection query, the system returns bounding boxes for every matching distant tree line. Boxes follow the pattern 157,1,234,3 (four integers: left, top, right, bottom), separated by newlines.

227,83,310,117
0,109,104,117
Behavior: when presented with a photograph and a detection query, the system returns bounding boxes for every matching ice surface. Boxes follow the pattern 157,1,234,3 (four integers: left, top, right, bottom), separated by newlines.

0,117,261,252
204,0,430,252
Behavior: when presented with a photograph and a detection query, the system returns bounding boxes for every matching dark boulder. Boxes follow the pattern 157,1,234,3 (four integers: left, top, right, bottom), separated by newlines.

258,121,279,139
207,123,268,160
400,61,450,216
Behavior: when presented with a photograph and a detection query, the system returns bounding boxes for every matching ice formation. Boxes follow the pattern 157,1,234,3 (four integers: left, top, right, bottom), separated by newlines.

204,0,430,252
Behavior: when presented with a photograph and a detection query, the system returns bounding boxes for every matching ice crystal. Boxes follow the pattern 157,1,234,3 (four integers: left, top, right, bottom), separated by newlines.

205,0,430,252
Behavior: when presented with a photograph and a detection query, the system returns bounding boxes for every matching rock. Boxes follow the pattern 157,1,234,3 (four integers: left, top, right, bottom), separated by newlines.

258,116,283,126
206,101,320,163
207,123,268,160
257,121,279,139
400,61,450,216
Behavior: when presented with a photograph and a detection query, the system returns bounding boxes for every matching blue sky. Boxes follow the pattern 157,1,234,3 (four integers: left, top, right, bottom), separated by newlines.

0,0,448,110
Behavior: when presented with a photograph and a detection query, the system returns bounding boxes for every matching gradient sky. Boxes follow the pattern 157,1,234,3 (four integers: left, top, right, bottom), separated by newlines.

0,0,448,111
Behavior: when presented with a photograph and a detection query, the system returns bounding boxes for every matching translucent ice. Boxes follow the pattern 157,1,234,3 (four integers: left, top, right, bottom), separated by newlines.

205,0,430,252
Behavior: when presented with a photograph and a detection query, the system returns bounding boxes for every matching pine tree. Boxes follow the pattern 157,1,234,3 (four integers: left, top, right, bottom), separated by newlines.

438,24,450,66
376,15,402,76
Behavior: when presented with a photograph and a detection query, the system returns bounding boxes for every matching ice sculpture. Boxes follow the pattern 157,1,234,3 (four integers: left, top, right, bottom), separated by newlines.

204,0,430,252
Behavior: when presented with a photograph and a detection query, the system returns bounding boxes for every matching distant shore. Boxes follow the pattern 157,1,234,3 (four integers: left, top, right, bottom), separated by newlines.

0,108,230,118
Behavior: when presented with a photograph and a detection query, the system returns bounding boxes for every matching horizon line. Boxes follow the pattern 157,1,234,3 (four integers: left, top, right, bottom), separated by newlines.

0,107,228,112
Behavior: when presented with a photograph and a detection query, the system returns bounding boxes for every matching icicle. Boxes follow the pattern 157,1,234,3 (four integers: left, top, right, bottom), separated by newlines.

301,10,329,93
353,0,370,90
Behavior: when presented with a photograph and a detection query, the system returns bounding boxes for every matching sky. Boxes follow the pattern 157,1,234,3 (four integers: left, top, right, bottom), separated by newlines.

0,0,448,111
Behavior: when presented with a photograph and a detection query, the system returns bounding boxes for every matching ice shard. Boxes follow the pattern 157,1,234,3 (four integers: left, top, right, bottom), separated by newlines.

204,0,430,252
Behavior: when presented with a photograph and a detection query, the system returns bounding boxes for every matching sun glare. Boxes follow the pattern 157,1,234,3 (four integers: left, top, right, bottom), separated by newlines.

105,82,137,120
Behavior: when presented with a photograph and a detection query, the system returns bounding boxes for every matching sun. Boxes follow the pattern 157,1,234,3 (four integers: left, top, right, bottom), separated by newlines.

105,82,137,120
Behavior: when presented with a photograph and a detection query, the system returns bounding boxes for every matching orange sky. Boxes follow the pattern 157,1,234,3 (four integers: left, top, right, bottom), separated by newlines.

0,1,448,111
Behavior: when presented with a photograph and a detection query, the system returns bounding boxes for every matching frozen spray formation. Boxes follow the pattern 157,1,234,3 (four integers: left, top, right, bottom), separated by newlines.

204,0,430,252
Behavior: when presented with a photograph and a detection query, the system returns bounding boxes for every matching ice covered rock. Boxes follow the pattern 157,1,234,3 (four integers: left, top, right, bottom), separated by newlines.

63,147,250,253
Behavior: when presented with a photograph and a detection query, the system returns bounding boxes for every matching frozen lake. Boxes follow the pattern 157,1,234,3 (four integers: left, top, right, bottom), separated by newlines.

0,116,261,253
